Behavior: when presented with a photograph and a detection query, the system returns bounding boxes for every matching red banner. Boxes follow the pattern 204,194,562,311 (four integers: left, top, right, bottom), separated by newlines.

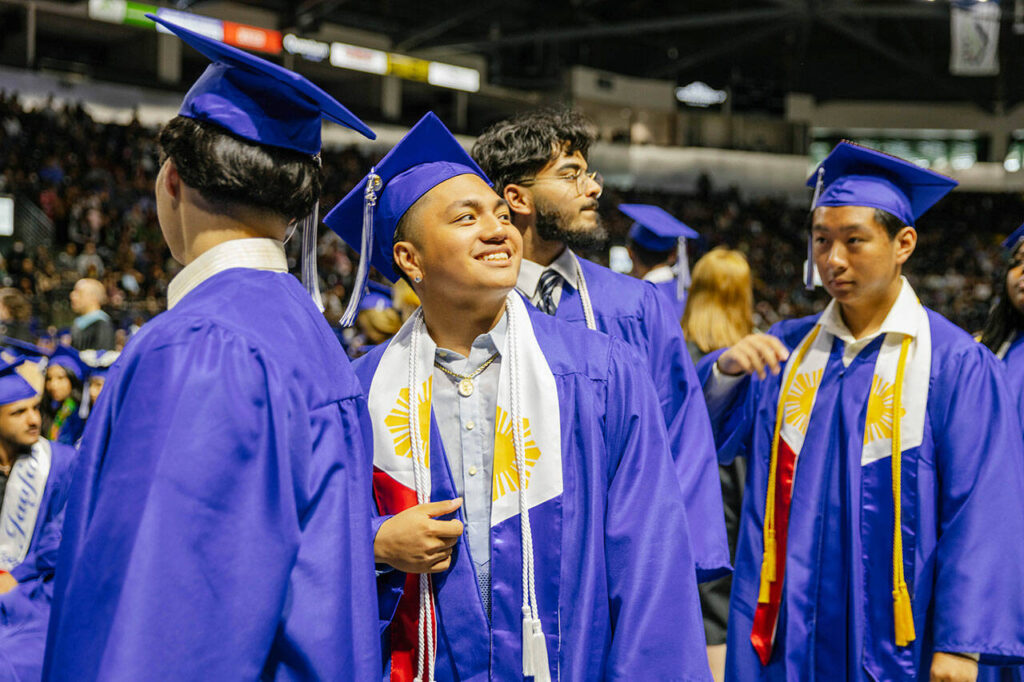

222,21,282,54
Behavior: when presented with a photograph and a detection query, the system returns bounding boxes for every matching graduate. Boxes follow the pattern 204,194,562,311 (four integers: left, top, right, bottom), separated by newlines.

42,346,86,447
471,110,729,581
980,223,1024,419
323,112,710,682
698,141,1024,681
0,355,75,682
43,16,381,681
622,202,699,321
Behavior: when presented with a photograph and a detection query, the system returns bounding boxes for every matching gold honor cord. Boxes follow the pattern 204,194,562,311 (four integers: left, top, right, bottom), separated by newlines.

891,335,915,646
760,325,821,604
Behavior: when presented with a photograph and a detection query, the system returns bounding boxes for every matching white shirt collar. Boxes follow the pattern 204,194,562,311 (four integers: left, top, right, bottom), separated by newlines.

643,264,676,284
516,247,578,298
167,238,288,310
818,277,922,365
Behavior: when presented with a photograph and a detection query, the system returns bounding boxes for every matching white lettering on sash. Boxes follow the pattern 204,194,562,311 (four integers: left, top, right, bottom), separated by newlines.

0,440,51,570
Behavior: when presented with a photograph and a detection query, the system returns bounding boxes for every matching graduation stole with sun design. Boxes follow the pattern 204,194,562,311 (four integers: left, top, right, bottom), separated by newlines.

367,292,562,682
751,292,931,665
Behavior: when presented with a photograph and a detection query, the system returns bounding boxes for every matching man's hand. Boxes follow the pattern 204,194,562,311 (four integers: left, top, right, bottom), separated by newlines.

374,498,464,574
0,572,16,594
930,652,978,682
716,334,790,380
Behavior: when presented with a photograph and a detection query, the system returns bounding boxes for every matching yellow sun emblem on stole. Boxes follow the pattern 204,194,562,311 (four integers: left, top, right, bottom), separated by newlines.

783,369,823,435
863,375,906,445
384,378,433,465
491,407,542,502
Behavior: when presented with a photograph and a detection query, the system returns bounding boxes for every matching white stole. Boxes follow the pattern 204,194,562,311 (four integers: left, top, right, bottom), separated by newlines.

0,439,52,570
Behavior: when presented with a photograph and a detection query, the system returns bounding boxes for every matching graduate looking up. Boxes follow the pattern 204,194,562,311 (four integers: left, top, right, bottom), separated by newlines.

43,16,382,682
698,141,1024,682
471,109,729,583
324,112,711,682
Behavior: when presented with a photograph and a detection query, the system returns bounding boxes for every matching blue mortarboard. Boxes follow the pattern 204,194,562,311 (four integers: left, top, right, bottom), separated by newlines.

323,112,491,325
0,337,47,361
48,346,86,382
358,281,393,313
0,355,40,406
802,141,957,289
621,204,699,251
148,14,375,153
1003,223,1024,253
621,203,699,298
808,141,957,228
79,349,120,381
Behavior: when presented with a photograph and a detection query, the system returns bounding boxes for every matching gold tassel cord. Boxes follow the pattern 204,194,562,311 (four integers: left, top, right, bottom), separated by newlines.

891,335,916,647
760,326,821,604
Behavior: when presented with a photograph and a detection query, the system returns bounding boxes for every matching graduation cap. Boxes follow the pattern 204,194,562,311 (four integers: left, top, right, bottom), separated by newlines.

804,141,958,289
48,346,86,383
78,350,120,419
0,355,41,406
621,203,699,299
358,281,393,313
322,112,491,325
1002,223,1024,254
148,13,377,313
0,337,48,362
148,14,374,153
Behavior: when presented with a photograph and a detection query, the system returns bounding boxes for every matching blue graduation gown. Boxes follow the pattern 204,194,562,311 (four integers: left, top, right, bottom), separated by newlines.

357,307,711,682
43,269,381,681
555,256,728,580
698,310,1024,681
651,277,687,322
0,440,74,682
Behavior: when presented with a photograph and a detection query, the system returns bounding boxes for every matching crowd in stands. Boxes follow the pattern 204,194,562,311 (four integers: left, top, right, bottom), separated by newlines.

1,89,1021,342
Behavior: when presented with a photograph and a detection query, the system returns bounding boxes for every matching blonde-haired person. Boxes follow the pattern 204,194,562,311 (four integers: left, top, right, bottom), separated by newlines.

683,248,755,364
682,247,754,682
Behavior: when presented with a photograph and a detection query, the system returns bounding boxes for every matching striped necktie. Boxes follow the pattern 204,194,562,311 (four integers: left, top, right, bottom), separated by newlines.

536,268,563,315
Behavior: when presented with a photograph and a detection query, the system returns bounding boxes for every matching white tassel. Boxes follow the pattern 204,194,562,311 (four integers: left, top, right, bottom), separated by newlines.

340,171,382,326
570,254,597,331
299,201,325,313
805,166,825,291
675,237,690,300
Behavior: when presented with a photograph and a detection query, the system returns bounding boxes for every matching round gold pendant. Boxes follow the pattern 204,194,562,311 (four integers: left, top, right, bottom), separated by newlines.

458,378,474,397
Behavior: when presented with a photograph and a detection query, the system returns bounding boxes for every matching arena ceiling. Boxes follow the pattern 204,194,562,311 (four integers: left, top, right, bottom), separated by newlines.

214,0,1024,112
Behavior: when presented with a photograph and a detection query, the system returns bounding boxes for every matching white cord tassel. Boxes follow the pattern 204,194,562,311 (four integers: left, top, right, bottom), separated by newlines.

675,237,690,300
340,171,382,326
507,295,551,682
408,313,435,682
571,254,597,331
299,201,325,313
805,166,825,291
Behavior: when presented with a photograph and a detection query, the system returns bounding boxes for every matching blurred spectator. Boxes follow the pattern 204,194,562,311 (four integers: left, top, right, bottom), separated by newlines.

69,278,114,350
0,288,33,342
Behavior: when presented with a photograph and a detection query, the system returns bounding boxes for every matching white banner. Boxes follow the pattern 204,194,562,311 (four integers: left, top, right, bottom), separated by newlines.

951,1,1001,76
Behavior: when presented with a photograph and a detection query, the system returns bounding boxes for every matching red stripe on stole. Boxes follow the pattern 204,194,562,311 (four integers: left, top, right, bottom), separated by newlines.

751,438,799,666
373,467,437,682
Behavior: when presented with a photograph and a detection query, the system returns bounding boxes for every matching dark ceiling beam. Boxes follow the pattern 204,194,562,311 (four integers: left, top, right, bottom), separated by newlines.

394,1,503,52
432,7,800,52
828,2,1010,21
650,20,796,78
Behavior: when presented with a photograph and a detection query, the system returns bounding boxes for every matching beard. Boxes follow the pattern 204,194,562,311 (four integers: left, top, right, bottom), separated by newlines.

534,195,608,254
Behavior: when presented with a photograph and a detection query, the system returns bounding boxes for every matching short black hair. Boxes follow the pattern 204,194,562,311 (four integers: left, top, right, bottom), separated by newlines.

628,240,673,269
158,116,322,223
471,109,596,192
873,208,907,239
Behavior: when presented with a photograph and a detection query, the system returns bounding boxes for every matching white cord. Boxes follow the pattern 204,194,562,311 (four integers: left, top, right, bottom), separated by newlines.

571,254,597,331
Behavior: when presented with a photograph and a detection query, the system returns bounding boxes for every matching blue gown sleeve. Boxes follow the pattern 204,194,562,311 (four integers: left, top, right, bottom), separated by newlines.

696,348,757,466
929,346,1024,664
44,324,380,681
641,283,730,581
602,339,711,681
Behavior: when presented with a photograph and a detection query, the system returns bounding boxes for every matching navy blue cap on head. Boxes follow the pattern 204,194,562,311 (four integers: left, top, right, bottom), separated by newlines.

808,141,958,227
621,204,699,252
79,349,120,381
148,14,375,153
323,112,491,324
48,346,86,383
1003,223,1024,253
0,355,40,406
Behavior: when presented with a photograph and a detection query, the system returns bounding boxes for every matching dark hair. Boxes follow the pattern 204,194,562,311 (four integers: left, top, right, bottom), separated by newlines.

471,109,596,192
628,240,673,269
873,208,906,239
158,116,322,222
981,253,1024,352
41,364,83,436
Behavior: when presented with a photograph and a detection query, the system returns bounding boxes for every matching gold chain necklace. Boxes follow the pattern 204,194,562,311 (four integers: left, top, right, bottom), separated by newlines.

433,351,500,397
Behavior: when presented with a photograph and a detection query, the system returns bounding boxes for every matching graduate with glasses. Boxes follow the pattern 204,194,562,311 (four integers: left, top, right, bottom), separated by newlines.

472,109,729,584
44,17,381,681
324,112,709,682
699,142,1024,681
